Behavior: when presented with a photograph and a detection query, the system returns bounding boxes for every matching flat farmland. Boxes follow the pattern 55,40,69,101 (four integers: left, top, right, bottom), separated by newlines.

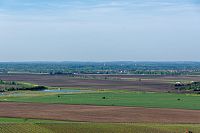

1,74,199,92
0,102,200,123
1,74,200,132
1,123,200,133
2,91,200,110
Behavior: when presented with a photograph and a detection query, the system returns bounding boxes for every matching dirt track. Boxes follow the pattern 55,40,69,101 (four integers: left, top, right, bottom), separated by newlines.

0,102,200,123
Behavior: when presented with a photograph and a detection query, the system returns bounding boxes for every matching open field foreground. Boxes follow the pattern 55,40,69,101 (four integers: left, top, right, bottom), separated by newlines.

0,102,200,123
1,123,200,133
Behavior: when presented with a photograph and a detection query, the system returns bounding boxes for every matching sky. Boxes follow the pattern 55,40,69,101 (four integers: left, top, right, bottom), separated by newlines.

0,0,200,62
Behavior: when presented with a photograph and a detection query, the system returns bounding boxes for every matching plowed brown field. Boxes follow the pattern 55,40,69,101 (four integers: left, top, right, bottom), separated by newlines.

0,102,200,123
0,74,176,92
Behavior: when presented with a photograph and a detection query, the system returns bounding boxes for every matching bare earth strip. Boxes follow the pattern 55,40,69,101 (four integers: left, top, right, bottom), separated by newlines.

1,74,200,92
0,102,200,123
0,74,176,92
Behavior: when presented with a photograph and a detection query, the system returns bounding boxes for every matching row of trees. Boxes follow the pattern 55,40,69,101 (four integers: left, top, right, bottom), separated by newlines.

0,80,47,92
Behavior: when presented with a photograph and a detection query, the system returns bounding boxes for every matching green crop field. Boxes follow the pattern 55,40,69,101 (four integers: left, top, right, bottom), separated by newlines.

1,90,200,110
0,118,66,123
0,123,200,133
0,119,200,133
36,123,200,133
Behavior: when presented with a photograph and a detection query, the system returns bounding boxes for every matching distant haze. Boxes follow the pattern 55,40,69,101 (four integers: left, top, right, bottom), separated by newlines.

0,0,200,61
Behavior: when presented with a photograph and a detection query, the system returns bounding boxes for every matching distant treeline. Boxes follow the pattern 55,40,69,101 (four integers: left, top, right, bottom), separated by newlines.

0,62,200,75
0,86,47,92
175,81,200,93
0,80,47,92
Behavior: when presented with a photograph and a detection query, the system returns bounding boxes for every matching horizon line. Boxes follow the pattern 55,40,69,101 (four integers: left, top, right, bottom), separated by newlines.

0,61,200,63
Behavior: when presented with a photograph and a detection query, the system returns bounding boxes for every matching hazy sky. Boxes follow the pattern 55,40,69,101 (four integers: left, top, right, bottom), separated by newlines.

0,0,200,61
